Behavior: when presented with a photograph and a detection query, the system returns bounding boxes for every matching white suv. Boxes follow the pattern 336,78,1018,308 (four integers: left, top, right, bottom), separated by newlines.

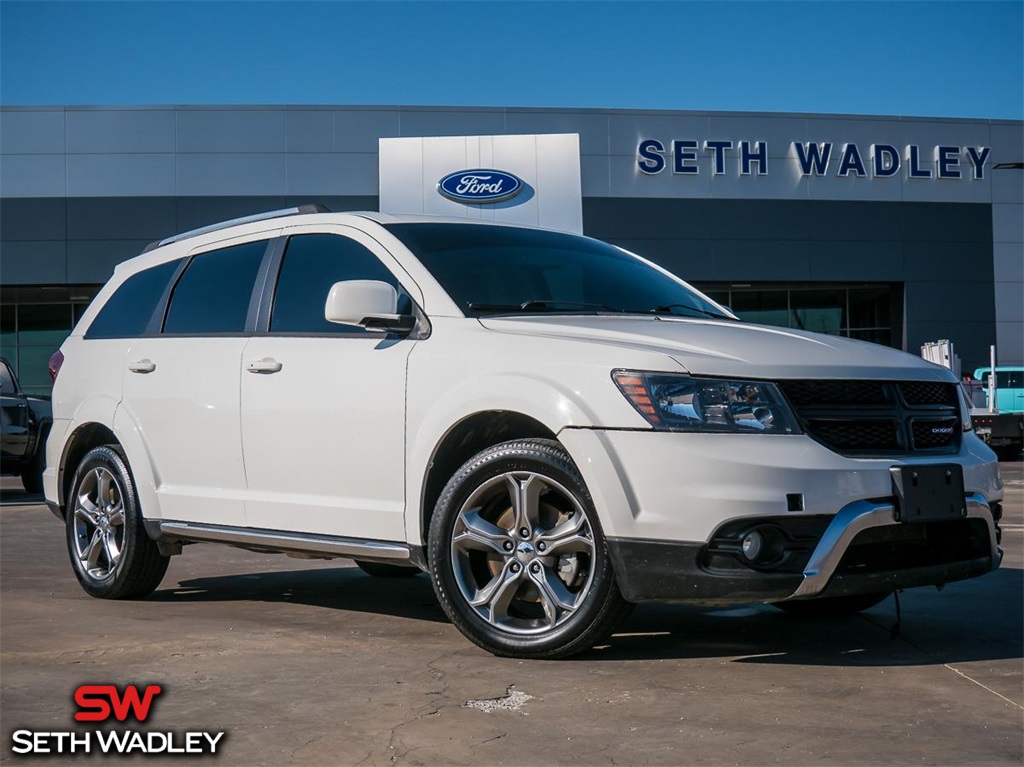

44,207,1004,658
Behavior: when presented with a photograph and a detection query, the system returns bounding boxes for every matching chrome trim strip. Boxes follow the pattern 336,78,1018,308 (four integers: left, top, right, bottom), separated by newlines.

142,205,329,253
157,521,411,561
787,492,997,600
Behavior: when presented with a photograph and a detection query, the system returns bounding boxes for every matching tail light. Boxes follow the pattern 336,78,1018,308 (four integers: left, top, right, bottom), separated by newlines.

48,350,64,384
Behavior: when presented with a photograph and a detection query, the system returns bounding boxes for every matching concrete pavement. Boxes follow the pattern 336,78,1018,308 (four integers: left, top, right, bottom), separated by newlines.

2,465,1021,765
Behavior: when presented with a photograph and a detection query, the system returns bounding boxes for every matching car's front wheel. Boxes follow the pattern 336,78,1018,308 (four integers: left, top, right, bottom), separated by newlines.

428,439,631,659
65,446,169,599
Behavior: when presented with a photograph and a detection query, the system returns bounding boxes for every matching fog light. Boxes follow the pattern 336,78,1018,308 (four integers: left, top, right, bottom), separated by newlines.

741,531,764,561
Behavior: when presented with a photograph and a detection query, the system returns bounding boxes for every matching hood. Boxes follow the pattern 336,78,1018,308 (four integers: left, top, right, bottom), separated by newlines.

478,315,956,381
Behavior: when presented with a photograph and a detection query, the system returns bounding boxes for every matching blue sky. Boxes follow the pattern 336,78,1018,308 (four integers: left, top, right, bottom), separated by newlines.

1,1,1021,119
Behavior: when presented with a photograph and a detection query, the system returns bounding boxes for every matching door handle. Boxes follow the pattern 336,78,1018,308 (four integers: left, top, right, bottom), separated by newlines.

246,358,283,374
128,359,156,374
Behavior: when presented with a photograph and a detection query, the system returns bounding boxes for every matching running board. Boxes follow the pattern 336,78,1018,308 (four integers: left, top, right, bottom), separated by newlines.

155,521,412,562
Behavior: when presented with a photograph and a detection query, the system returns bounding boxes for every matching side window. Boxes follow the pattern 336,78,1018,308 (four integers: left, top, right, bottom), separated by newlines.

85,259,182,340
270,234,406,334
0,361,15,395
1005,371,1023,389
163,241,268,334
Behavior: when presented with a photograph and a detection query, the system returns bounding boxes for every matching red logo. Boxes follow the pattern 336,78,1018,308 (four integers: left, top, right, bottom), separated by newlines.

73,685,163,722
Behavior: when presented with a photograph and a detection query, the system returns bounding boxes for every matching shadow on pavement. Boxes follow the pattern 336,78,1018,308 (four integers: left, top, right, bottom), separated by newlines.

153,566,448,624
592,566,1023,666
154,564,1022,667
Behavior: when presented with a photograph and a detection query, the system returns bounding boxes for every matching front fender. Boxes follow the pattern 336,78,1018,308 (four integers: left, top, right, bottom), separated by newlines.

404,370,625,545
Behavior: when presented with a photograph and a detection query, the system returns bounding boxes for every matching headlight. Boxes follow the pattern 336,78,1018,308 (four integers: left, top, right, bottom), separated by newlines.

612,371,801,434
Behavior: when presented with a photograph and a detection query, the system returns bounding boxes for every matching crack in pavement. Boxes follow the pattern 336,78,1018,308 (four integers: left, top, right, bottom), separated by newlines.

942,662,1024,710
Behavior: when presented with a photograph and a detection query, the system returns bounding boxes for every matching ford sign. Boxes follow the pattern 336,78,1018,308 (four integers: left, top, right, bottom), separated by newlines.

437,169,523,204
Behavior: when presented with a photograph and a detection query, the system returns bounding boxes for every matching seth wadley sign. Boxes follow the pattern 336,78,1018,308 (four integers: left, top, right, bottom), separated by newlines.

637,139,992,179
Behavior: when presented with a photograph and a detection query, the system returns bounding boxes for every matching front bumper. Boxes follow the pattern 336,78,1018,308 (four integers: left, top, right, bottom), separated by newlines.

558,428,1003,604
606,493,1000,604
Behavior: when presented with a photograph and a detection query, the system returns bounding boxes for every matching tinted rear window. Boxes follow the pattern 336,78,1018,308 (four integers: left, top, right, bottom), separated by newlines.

85,259,182,340
270,234,404,334
163,241,268,334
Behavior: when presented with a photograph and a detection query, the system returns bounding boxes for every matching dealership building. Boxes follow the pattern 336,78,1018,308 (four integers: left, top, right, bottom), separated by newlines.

1,105,1021,394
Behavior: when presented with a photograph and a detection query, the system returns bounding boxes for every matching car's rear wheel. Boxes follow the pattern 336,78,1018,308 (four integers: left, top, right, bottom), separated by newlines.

354,561,421,578
428,439,631,659
773,591,889,616
65,446,169,599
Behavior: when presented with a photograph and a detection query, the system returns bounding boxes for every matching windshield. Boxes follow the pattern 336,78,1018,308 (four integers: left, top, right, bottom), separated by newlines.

385,223,732,320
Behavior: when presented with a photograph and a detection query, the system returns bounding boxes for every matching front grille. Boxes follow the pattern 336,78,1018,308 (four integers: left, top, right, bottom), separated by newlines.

911,417,960,449
807,419,901,452
900,381,958,407
777,380,961,456
780,380,887,406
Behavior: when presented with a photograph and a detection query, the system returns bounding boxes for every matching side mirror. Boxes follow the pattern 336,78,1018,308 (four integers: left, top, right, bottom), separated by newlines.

324,280,415,334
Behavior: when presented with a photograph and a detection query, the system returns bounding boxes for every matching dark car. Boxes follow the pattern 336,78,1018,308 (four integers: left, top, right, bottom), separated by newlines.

0,357,52,493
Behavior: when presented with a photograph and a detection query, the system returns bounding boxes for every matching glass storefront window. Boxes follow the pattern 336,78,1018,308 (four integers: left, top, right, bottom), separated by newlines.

790,289,845,335
849,328,893,346
730,290,789,328
0,288,99,396
848,287,891,330
0,304,15,346
18,304,72,348
692,283,901,350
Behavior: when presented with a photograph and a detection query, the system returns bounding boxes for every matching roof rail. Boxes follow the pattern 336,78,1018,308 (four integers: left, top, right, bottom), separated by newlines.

142,204,331,253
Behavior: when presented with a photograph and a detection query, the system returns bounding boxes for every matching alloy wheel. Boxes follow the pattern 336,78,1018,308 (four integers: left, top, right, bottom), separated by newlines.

72,466,126,580
450,471,596,635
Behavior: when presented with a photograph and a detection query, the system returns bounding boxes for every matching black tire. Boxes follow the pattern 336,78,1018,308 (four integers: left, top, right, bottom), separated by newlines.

20,456,44,494
428,438,632,659
20,424,48,494
773,591,890,616
65,445,169,599
354,560,421,578
994,445,1022,461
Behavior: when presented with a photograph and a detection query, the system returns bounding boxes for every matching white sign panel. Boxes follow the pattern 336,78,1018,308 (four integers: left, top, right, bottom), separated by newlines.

379,133,583,234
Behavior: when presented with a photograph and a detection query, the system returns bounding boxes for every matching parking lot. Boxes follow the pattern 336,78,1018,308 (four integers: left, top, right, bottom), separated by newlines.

2,463,1021,766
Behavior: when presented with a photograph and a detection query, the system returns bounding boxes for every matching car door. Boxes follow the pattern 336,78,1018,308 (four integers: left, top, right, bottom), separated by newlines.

239,227,421,542
119,232,276,527
996,370,1023,413
0,360,30,465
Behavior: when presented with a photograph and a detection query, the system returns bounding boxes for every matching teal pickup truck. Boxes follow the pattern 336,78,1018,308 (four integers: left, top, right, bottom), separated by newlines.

972,366,1024,460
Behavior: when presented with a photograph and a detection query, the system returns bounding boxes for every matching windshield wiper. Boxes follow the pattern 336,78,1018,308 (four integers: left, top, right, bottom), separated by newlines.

467,300,733,320
468,300,625,313
644,303,735,320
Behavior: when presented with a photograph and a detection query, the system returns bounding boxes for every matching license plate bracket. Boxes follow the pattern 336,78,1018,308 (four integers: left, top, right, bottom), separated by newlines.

890,464,966,523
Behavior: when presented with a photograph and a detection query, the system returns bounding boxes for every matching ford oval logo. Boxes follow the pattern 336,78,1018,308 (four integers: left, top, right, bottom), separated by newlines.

437,169,523,204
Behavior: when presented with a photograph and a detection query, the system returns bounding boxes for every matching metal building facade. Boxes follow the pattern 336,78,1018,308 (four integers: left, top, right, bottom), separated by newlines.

1,105,1020,394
